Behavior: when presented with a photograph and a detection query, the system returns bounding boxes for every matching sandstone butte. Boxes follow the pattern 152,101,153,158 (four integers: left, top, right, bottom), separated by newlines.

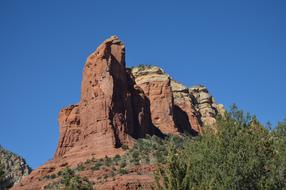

11,36,225,190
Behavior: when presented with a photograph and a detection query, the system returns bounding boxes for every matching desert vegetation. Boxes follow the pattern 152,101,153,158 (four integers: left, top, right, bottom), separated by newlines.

154,105,286,190
0,163,4,182
43,167,93,190
43,105,286,190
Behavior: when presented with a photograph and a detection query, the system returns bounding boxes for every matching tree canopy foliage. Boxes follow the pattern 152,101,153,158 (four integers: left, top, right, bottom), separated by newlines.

154,105,286,190
0,163,4,182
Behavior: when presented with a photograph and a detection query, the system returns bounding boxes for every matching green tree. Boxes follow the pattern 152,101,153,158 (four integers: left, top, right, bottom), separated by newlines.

0,162,4,182
267,116,286,189
155,106,286,190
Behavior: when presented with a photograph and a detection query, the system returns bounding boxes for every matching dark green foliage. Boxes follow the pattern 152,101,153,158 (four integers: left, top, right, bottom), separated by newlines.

50,174,56,179
119,168,128,175
92,161,103,171
0,162,4,181
113,154,121,163
45,168,93,190
120,160,127,168
104,156,113,166
130,64,153,71
62,167,92,190
61,167,75,187
154,106,286,190
126,135,168,165
268,117,286,189
122,144,129,150
76,163,85,172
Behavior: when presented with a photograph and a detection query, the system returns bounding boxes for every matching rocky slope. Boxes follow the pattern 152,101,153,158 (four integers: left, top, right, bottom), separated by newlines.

0,146,31,189
12,36,224,190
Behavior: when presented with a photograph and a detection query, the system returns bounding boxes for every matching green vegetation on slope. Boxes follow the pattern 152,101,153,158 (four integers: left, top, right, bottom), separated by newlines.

0,162,4,182
0,146,31,189
154,105,286,190
43,105,286,190
44,167,93,190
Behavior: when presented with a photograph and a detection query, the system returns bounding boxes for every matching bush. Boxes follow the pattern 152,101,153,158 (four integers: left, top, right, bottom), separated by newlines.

120,160,127,168
91,161,102,171
104,156,113,166
60,167,93,190
0,163,4,182
154,106,286,190
113,154,121,163
76,163,85,172
122,144,129,150
50,174,56,179
119,168,128,175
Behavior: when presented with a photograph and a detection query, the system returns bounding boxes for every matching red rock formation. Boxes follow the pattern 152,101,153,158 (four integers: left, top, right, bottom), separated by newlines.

12,36,225,190
53,36,160,163
131,66,178,134
171,80,202,135
189,85,225,126
55,104,81,158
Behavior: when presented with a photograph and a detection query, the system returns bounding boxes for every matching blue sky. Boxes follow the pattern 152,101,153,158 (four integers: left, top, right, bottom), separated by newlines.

0,0,285,169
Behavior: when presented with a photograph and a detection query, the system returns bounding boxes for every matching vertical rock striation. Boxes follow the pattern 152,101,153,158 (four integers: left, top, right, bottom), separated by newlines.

11,35,225,190
131,66,177,134
171,80,202,135
189,85,225,126
54,36,156,162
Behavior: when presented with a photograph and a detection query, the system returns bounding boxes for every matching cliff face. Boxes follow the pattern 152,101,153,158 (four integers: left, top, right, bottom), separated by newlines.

54,36,157,163
131,65,225,135
0,146,31,189
12,36,224,190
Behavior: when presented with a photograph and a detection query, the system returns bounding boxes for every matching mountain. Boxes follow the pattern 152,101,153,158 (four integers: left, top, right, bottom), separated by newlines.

0,146,31,190
11,36,224,190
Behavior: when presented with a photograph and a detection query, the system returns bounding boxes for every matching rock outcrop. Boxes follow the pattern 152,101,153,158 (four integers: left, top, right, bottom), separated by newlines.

189,85,225,126
171,80,202,135
0,146,31,189
54,36,156,163
131,65,224,135
131,66,177,134
12,36,224,190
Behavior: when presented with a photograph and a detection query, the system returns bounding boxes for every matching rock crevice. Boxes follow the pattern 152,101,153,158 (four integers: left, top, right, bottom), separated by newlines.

11,36,225,190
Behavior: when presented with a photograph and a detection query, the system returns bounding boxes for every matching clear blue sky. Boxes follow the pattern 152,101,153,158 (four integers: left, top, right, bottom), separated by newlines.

0,0,285,169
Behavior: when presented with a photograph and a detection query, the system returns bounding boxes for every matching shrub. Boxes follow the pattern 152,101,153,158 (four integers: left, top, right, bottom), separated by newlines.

92,161,102,171
0,163,4,182
59,167,93,190
76,163,85,172
119,168,128,175
154,106,286,190
120,160,127,168
104,156,113,166
50,174,56,179
122,144,129,150
113,154,121,162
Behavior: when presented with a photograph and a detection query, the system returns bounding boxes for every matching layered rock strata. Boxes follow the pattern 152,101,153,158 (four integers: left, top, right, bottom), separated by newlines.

12,36,224,190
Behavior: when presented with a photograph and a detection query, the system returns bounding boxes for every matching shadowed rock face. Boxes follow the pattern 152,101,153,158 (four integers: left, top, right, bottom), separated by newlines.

54,36,155,162
131,66,177,134
171,80,202,135
11,36,224,190
131,66,224,135
53,38,226,162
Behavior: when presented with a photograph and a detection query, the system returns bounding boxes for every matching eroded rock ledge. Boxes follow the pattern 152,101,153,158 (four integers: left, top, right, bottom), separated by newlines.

12,36,224,190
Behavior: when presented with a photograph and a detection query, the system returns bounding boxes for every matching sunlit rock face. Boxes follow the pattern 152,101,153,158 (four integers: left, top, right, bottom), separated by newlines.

11,36,225,190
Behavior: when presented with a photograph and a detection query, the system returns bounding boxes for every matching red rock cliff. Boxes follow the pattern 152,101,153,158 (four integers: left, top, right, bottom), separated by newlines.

54,36,157,162
12,36,224,190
